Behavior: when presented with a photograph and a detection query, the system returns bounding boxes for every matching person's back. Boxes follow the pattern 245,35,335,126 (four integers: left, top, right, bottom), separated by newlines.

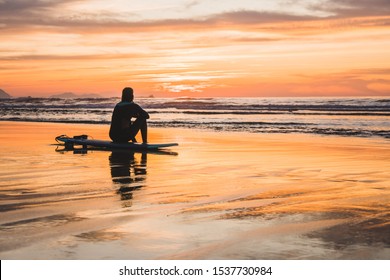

109,87,149,143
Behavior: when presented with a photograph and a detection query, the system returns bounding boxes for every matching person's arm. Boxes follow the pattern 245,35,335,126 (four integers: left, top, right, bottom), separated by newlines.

135,104,150,119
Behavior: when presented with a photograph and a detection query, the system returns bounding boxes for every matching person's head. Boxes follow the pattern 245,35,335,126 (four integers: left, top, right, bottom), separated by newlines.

122,87,134,102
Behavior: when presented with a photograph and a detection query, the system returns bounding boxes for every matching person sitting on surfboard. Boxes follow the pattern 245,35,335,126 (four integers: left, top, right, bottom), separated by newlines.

109,87,149,143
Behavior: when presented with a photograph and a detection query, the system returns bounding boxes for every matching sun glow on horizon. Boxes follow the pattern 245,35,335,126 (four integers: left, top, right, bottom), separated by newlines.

0,0,389,97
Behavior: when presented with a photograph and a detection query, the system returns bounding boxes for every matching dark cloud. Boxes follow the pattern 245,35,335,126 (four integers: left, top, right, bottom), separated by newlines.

310,0,390,17
0,1,389,33
0,53,155,61
0,7,320,32
334,0,390,9
0,0,81,14
209,10,316,24
0,0,88,30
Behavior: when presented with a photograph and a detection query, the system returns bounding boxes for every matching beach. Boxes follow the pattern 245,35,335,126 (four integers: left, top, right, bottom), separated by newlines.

0,121,389,259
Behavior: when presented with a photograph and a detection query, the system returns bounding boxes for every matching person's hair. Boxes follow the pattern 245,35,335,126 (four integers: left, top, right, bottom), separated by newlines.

122,87,134,102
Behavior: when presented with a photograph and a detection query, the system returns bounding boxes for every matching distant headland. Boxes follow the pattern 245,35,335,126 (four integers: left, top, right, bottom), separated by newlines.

0,89,12,99
0,90,157,99
49,92,102,99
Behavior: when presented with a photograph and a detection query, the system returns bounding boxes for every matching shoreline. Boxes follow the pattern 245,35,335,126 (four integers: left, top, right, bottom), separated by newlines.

2,95,390,139
1,119,389,144
0,121,389,259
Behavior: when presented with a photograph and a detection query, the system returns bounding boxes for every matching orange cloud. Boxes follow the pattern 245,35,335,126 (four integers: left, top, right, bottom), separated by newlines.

1,1,389,97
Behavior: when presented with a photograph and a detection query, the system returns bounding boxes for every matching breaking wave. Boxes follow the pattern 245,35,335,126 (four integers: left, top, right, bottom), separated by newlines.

1,96,389,138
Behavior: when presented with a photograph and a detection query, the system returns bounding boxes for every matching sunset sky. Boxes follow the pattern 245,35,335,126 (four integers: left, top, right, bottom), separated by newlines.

1,0,389,97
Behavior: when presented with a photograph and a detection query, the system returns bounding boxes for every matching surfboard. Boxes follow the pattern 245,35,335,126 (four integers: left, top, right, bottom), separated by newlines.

55,135,178,150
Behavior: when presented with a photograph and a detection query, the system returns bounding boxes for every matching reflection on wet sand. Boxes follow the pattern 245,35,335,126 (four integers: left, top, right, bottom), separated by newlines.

55,145,154,205
109,151,147,204
172,164,390,258
1,122,389,259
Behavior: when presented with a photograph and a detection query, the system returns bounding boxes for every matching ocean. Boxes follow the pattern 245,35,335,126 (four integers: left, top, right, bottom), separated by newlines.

1,97,389,139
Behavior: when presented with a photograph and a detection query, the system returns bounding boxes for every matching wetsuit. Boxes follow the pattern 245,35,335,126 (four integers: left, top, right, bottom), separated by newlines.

109,101,149,143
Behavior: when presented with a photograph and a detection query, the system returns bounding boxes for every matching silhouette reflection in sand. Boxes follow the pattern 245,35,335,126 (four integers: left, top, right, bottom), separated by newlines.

109,151,147,204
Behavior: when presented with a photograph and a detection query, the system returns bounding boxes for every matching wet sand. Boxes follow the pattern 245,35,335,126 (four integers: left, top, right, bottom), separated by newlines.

0,121,389,259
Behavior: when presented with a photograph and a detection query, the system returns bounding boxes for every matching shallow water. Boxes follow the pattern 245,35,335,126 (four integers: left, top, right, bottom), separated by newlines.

0,121,389,259
1,97,389,138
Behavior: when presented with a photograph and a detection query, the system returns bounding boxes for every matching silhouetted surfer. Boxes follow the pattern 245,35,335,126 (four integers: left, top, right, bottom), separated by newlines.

109,87,149,143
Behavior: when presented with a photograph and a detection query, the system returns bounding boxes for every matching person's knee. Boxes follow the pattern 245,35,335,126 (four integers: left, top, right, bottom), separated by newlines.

138,117,147,125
